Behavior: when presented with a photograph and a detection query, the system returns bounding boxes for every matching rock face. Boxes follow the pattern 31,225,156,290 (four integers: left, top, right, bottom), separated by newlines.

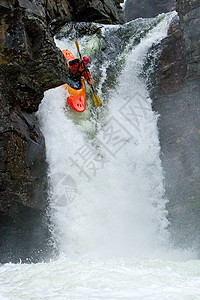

44,0,125,31
148,1,200,249
125,0,176,21
177,0,200,80
147,16,185,97
0,0,124,263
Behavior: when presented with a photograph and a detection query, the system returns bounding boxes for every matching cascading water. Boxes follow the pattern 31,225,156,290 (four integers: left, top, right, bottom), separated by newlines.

39,13,175,259
0,12,199,300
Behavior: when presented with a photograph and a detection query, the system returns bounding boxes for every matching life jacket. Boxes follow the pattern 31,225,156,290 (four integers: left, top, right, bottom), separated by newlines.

79,62,92,83
68,59,92,84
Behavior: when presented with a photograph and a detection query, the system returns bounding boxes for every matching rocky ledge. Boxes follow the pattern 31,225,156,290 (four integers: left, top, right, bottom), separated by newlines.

0,0,124,263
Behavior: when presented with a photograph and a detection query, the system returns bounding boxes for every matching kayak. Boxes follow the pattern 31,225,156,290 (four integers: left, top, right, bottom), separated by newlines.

62,49,86,112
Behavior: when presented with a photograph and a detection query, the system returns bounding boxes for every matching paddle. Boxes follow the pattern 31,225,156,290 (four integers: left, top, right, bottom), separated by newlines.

75,40,102,107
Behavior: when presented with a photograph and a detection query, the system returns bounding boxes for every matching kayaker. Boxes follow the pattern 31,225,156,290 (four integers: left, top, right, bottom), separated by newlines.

68,56,93,86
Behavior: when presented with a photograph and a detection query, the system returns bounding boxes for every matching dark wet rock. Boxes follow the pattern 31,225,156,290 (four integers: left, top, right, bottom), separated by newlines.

0,206,53,264
146,1,200,249
72,0,125,24
153,81,200,250
145,16,186,97
0,0,124,263
0,94,50,262
0,0,67,263
177,0,200,80
44,0,125,33
125,0,176,21
176,0,200,15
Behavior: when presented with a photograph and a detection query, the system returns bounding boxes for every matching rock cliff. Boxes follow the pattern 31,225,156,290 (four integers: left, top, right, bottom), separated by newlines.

146,0,200,249
125,0,176,21
0,0,124,263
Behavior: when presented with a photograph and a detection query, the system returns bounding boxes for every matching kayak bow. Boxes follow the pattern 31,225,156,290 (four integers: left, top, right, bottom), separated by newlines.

62,49,86,112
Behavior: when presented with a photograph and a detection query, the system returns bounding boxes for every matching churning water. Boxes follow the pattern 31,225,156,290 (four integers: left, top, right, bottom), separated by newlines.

0,12,200,300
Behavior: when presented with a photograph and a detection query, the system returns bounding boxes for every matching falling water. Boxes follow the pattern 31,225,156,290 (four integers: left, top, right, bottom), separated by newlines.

39,13,175,259
0,12,199,300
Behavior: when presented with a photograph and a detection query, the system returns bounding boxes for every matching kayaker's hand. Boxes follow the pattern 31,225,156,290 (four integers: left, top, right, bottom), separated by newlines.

88,79,93,85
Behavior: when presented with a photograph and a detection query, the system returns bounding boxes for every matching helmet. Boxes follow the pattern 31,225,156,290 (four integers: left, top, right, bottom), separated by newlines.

69,59,79,66
83,56,89,64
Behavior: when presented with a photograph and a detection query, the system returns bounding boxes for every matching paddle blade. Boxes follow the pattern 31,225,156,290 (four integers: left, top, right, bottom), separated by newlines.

93,93,102,107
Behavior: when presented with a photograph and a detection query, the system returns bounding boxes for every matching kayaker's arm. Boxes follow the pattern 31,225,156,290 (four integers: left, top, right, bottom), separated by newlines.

82,67,93,85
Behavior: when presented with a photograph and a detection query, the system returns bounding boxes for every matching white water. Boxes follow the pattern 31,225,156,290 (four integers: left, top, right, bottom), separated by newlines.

121,0,128,9
1,12,200,300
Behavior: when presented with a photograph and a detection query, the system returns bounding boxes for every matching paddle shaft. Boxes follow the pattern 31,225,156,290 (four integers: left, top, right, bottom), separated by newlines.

75,40,93,87
75,40,102,107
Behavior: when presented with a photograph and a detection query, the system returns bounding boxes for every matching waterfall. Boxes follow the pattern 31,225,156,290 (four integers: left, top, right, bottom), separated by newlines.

1,12,199,300
38,12,177,259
